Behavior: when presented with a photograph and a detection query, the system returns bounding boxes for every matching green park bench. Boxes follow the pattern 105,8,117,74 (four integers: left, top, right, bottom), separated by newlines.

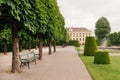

19,51,39,69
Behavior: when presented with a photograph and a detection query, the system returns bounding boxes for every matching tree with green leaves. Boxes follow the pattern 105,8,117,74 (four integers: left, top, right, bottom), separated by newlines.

0,0,37,73
108,32,120,46
18,30,37,52
0,26,11,54
45,0,58,55
51,0,66,52
95,17,111,45
43,0,65,55
35,0,48,60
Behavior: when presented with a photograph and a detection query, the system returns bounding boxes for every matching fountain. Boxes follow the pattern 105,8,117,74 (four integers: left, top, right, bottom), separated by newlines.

101,38,107,50
98,38,120,53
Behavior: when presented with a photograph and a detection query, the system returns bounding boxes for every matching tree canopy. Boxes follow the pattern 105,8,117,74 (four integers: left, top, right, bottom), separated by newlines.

0,0,66,73
95,17,111,45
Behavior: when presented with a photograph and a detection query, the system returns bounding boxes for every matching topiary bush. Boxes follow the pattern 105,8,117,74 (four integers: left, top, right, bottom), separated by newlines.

94,50,110,64
84,37,97,56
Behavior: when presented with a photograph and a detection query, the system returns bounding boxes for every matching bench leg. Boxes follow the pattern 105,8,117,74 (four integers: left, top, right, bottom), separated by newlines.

27,62,30,69
35,59,37,64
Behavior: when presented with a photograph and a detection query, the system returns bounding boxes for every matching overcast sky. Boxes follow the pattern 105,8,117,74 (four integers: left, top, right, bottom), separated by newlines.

57,0,120,34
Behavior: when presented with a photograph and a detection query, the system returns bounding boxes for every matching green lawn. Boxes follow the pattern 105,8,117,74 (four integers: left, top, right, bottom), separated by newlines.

75,47,81,52
79,54,120,80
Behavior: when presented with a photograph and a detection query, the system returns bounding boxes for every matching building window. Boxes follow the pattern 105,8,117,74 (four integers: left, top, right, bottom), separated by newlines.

76,33,78,37
79,33,81,37
83,33,84,37
80,38,81,41
73,33,75,37
83,38,84,41
76,38,78,40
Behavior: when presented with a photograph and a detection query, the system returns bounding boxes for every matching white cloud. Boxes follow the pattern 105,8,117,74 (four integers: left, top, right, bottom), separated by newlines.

57,0,120,33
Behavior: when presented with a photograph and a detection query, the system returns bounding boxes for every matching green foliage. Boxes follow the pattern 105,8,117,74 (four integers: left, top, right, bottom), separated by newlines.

67,40,75,45
44,0,65,43
74,40,80,47
107,39,111,47
68,40,80,47
96,39,102,46
108,32,120,46
0,25,11,43
0,0,65,52
84,37,97,56
61,29,69,44
0,0,38,33
0,26,12,52
95,17,111,45
94,50,110,64
35,0,66,47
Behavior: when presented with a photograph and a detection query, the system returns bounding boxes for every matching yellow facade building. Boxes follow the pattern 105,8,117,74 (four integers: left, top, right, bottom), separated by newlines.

66,27,92,45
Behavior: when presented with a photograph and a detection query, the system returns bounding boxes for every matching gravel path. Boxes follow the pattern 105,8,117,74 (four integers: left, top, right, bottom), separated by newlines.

0,46,92,80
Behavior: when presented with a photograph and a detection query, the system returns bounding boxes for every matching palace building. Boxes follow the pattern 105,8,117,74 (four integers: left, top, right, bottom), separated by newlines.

66,27,92,45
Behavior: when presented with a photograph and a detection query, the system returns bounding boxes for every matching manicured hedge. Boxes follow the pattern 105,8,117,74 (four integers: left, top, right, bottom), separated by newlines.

67,40,80,47
94,50,110,64
84,37,97,56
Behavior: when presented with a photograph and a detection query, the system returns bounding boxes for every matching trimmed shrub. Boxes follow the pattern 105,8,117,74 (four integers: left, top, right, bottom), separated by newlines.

68,40,80,47
56,40,63,45
94,50,110,64
84,37,97,56
74,40,80,47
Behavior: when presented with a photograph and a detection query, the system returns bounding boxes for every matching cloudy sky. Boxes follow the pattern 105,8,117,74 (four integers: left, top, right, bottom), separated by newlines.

57,0,120,35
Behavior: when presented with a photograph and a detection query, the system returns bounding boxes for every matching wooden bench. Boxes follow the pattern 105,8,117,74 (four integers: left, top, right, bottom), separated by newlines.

19,51,39,69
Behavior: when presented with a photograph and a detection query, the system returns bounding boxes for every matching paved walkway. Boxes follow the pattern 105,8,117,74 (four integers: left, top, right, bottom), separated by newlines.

0,46,92,80
110,53,120,56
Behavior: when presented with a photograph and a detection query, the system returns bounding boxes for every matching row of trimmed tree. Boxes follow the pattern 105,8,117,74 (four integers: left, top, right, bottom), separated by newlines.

0,0,68,73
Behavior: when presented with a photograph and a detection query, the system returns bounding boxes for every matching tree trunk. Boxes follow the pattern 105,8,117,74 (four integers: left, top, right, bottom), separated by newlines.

4,42,7,55
39,38,43,60
62,42,66,48
28,41,31,51
53,41,56,53
19,40,22,52
35,41,38,50
48,40,52,55
35,46,38,50
11,22,22,73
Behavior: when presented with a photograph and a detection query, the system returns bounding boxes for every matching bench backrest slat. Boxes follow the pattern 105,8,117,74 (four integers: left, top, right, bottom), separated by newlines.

19,52,30,57
19,51,35,59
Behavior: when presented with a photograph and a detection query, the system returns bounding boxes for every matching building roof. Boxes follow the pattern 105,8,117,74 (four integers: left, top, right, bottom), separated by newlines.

66,27,91,32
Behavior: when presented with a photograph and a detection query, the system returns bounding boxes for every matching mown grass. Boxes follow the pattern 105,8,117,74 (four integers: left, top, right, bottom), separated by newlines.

79,54,120,80
75,47,120,80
